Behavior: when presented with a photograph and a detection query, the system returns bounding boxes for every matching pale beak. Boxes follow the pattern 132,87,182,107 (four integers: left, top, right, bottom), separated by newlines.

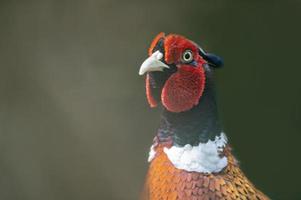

139,50,170,75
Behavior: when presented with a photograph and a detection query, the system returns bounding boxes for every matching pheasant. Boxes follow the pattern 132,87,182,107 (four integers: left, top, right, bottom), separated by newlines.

139,33,269,200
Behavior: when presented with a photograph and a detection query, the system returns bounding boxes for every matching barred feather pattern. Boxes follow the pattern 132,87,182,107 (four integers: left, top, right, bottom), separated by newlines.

142,139,269,200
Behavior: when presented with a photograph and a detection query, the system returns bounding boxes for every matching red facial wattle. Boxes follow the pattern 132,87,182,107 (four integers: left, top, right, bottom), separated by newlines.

146,73,158,107
161,65,205,113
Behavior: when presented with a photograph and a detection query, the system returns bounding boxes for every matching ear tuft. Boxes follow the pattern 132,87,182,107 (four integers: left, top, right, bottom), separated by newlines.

199,48,223,68
204,53,223,68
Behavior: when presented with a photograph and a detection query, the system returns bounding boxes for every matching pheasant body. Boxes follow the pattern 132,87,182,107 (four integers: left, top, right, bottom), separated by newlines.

145,137,269,200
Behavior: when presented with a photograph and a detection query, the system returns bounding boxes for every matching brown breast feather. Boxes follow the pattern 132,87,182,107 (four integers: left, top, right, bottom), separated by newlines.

141,143,270,200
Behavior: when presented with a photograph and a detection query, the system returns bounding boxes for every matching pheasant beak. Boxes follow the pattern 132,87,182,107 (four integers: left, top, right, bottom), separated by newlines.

139,50,170,75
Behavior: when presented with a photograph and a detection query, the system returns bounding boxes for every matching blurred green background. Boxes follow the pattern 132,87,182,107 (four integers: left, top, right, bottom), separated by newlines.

0,0,300,199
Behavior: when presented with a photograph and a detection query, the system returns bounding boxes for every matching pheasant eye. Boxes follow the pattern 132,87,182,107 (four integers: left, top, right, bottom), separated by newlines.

182,50,193,63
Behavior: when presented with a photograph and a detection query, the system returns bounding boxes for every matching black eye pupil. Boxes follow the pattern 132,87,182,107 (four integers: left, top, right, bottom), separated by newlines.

185,53,190,60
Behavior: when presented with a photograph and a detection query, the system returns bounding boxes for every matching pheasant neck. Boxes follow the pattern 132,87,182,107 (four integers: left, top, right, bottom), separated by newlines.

157,73,222,147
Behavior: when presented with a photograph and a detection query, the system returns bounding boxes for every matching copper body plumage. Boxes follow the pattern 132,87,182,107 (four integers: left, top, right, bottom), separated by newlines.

142,138,269,200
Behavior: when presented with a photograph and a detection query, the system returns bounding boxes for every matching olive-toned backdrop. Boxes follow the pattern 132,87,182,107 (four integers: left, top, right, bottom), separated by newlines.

0,1,300,199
